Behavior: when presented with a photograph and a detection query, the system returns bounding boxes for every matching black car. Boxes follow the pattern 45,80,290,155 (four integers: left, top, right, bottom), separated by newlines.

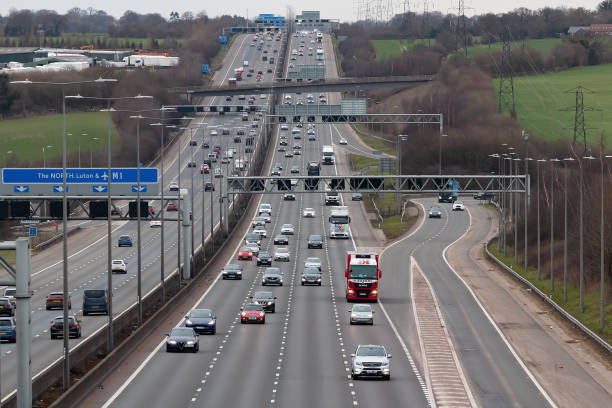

204,182,215,192
283,193,296,201
352,192,363,201
262,267,283,286
165,327,199,352
189,140,197,146
185,309,216,335
0,298,14,316
202,142,209,149
187,161,196,168
222,264,243,280
474,191,494,200
307,235,323,249
301,268,322,286
290,166,299,174
257,252,273,266
50,315,82,339
429,206,442,218
274,235,289,245
250,291,277,313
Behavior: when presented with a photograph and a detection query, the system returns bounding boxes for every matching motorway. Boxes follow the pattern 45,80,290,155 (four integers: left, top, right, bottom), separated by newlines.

103,31,432,408
0,32,280,400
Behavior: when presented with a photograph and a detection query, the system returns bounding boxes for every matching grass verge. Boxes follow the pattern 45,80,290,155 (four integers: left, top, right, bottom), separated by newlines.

331,34,344,76
0,112,119,165
372,38,433,60
493,63,612,145
351,124,396,156
459,38,561,58
489,244,612,345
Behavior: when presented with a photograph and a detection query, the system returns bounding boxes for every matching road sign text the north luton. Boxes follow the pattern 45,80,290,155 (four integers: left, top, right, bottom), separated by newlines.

2,168,158,184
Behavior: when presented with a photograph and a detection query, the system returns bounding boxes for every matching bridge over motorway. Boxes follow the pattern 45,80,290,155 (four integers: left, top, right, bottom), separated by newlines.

173,75,434,98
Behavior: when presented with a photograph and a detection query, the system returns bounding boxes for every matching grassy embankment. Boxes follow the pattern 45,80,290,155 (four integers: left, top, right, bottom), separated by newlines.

494,63,612,145
2,34,182,49
0,112,120,165
489,244,612,345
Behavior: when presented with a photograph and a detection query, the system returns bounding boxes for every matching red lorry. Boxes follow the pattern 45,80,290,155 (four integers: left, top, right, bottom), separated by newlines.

345,252,381,302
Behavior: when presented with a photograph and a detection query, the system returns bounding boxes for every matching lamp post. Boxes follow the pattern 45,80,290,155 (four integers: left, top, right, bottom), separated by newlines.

603,154,612,329
523,131,530,274
489,153,502,250
549,158,560,291
536,159,547,281
583,154,598,314
397,134,408,214
11,77,117,392
79,133,87,168
90,137,99,167
439,133,448,175
69,94,153,356
513,157,521,264
562,157,575,302
42,145,53,168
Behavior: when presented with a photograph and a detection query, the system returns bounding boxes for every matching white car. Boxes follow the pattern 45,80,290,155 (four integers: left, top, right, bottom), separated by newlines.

339,137,348,145
260,213,271,223
303,208,316,217
246,243,260,256
280,124,289,131
169,183,179,192
214,168,223,178
150,220,162,228
274,248,290,262
281,224,295,235
350,304,374,325
253,227,267,238
260,94,267,99
452,201,465,211
210,130,218,136
111,259,127,274
304,257,321,271
259,203,272,216
351,344,391,380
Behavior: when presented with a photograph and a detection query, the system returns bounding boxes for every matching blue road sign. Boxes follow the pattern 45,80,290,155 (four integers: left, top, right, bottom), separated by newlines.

93,185,108,193
2,168,158,184
29,227,37,237
53,185,68,193
132,185,147,192
202,64,210,73
13,185,29,193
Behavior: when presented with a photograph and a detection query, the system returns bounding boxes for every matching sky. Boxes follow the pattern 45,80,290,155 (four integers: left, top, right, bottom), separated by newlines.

0,1,604,22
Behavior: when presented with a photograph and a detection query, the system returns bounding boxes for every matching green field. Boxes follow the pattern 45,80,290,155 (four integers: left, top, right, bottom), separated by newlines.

372,39,434,60
460,38,561,58
2,34,181,49
0,112,120,166
494,64,612,145
490,244,611,345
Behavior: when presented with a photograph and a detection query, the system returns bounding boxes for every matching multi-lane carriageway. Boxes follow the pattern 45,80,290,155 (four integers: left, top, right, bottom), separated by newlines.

4,30,607,408
0,32,279,401
89,32,564,408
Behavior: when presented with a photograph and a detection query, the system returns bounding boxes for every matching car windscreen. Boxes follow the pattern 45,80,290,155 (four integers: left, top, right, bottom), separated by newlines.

357,346,385,356
353,305,372,313
303,268,321,275
244,304,264,311
349,265,377,279
254,292,273,299
190,309,212,318
0,319,13,327
171,328,194,337
84,290,105,298
265,268,281,275
306,257,320,263
4,289,15,296
310,235,322,241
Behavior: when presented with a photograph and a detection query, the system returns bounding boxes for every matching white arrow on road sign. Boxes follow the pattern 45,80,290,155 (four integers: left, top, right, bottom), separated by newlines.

53,185,67,193
93,185,108,192
14,185,29,193
131,185,147,192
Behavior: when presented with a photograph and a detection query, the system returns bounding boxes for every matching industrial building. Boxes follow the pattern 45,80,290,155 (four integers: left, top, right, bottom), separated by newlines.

294,11,339,33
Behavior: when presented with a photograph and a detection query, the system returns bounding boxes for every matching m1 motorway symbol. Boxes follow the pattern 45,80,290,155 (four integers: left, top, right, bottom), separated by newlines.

14,185,29,193
28,227,37,238
93,185,108,193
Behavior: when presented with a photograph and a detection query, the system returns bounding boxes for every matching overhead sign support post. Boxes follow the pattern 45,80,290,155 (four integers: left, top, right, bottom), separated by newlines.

0,238,32,408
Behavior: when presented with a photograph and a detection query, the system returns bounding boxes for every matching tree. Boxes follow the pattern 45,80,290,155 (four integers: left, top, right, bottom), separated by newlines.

0,74,19,119
599,0,612,12
169,11,180,22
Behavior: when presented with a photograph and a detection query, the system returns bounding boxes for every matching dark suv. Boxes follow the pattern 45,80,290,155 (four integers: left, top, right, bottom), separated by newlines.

250,291,277,313
83,289,108,315
0,298,14,316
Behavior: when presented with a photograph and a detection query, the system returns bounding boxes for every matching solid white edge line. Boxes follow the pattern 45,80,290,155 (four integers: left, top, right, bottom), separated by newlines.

441,206,558,408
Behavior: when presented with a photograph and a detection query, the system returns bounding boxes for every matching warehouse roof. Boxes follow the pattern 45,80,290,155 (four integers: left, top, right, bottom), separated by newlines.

0,47,39,54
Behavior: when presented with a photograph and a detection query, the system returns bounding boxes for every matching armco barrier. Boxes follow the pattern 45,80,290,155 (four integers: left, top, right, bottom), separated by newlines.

485,237,612,354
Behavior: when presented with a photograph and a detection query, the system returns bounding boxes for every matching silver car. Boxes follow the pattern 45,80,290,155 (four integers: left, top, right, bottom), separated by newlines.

304,257,321,271
253,227,267,238
262,267,283,286
349,304,374,325
274,248,290,261
351,345,391,380
303,208,315,217
281,224,295,235
246,243,260,256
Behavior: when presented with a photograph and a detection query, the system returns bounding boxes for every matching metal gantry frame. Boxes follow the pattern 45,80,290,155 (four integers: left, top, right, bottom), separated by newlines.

265,113,443,125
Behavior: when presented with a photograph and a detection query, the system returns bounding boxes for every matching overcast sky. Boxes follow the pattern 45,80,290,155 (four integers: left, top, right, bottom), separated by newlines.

1,1,603,22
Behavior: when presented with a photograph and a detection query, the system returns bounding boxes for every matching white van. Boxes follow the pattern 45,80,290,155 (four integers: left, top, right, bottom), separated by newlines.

243,60,249,67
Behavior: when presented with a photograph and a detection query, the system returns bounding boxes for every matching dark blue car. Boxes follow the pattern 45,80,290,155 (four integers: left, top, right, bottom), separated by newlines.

185,309,217,335
83,289,108,316
0,317,16,343
118,235,132,247
166,327,199,352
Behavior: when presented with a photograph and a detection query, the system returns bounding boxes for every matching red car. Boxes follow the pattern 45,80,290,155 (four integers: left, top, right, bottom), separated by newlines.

46,292,71,310
167,201,177,211
148,206,155,216
240,304,265,324
201,164,209,174
238,246,253,261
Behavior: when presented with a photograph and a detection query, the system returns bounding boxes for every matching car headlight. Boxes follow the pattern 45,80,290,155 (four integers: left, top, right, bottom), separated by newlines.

267,301,273,305
186,320,192,325
367,314,373,318
354,361,363,367
236,271,242,274
301,276,306,280
351,313,357,318
187,341,195,345
168,340,177,344
208,320,216,325
316,278,321,282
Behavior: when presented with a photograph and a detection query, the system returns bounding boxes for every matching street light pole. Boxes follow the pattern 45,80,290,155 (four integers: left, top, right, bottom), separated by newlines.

550,158,560,291
514,157,521,264
523,131,529,274
135,117,142,326
537,159,546,280
79,133,87,168
90,137,99,167
562,157,574,302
